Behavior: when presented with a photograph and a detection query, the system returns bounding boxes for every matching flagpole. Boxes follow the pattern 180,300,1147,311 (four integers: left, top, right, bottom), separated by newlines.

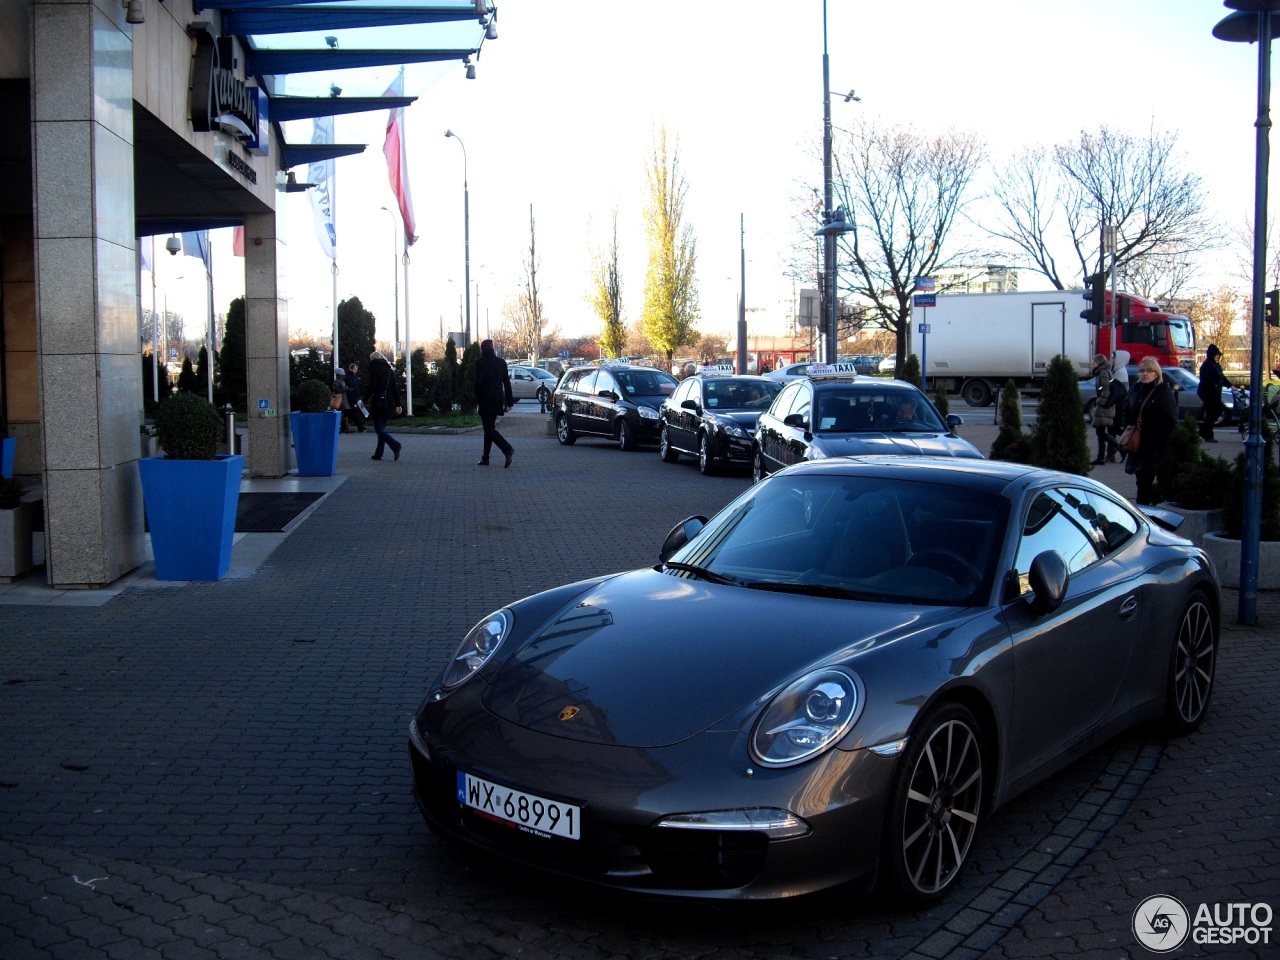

403,238,412,415
151,236,158,403
206,235,215,404
332,160,339,375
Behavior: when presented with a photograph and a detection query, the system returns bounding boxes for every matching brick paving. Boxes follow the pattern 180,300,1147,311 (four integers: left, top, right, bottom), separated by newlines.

0,405,1275,959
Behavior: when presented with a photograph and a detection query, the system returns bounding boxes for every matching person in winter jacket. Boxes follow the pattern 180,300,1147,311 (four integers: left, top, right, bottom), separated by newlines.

363,351,402,461
474,339,515,467
1090,354,1126,464
1197,343,1225,442
1125,357,1179,505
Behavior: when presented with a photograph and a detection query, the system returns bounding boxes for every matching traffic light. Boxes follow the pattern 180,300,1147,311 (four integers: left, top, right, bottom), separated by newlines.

1081,273,1106,325
1267,289,1278,328
1117,296,1131,323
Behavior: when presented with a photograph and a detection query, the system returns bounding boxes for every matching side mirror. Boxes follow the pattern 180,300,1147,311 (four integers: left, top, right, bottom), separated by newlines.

681,399,699,411
1027,550,1068,615
783,413,807,429
659,516,707,563
947,414,964,428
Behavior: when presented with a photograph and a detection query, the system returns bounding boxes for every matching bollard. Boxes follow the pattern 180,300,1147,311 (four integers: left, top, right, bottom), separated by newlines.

225,404,236,455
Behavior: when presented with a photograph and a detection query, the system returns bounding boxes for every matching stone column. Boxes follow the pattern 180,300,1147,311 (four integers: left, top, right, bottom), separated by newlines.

242,210,291,478
31,0,145,587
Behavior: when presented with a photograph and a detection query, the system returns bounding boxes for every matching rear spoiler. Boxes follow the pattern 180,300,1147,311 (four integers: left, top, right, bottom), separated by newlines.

1139,505,1185,533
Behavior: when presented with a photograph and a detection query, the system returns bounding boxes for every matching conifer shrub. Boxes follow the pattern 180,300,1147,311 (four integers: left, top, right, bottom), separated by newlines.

901,354,922,388
155,391,223,460
1030,355,1090,474
296,379,332,413
990,380,1031,462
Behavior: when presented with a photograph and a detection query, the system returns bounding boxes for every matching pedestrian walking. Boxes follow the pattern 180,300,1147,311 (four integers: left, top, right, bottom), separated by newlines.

475,339,514,467
1197,343,1225,442
363,351,403,461
332,368,353,433
1125,356,1179,506
345,361,367,432
1090,354,1126,464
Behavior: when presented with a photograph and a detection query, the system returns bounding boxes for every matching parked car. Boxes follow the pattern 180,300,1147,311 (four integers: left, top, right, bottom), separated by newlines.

1080,366,1235,425
877,355,898,375
753,372,980,481
764,361,821,383
408,455,1218,903
508,365,558,406
552,363,679,450
658,373,782,474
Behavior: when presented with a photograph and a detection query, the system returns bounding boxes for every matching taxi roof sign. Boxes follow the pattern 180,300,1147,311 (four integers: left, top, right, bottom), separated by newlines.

806,363,858,381
697,363,735,377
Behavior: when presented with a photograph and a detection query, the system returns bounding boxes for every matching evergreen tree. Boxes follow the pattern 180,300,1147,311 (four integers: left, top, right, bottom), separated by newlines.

337,297,377,377
990,379,1030,461
901,353,922,388
410,346,432,409
220,297,247,409
195,344,210,398
176,356,198,394
1031,355,1091,474
434,338,458,413
456,342,480,414
932,382,950,419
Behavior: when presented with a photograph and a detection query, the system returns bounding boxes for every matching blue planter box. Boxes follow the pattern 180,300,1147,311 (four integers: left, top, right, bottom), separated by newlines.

1,437,13,478
290,411,341,477
138,454,243,581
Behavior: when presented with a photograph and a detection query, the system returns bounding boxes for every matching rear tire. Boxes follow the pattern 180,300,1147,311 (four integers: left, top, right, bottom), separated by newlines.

753,449,769,484
960,380,992,407
881,701,985,903
1162,589,1216,735
556,413,577,445
659,425,680,463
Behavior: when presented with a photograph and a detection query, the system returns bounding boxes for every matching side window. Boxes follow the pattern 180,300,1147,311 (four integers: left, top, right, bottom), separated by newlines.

671,379,695,406
789,383,813,426
1081,490,1139,554
770,381,802,420
596,371,619,396
1014,489,1103,592
574,369,598,395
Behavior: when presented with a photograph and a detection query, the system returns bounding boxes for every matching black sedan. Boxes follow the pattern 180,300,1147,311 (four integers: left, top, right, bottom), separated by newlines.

659,373,782,474
753,375,981,480
408,457,1218,903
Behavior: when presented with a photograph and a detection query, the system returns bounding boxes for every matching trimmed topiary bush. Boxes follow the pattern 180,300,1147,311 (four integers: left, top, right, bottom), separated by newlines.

297,378,333,413
932,383,950,419
1169,456,1233,510
990,380,1030,461
155,391,224,460
1030,354,1090,475
901,353,922,388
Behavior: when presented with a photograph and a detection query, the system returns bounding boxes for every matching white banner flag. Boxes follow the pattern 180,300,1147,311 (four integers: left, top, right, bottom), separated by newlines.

308,115,337,259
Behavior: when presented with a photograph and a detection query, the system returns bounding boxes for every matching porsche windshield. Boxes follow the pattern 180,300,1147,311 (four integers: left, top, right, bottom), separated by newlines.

667,474,1009,607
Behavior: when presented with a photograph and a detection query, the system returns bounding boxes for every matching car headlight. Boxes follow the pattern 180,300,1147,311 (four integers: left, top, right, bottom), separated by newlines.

711,417,747,438
438,609,512,693
637,405,659,420
750,669,862,767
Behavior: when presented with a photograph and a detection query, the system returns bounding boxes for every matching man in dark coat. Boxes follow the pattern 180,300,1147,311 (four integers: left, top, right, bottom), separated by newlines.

475,339,515,467
363,351,402,461
1197,344,1225,442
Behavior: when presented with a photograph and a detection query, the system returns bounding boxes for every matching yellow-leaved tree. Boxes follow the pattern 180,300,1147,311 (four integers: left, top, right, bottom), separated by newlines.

641,125,699,368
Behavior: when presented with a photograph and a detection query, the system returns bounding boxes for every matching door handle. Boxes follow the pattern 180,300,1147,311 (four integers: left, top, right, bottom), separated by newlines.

1119,595,1138,620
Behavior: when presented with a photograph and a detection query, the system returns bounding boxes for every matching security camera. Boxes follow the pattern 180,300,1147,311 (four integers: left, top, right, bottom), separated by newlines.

165,236,181,256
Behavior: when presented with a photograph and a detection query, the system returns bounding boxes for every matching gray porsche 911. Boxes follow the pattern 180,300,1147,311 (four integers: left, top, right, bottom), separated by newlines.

408,457,1218,903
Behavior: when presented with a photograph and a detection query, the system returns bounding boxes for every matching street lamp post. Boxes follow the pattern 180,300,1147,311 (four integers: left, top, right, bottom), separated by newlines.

821,0,836,364
1213,0,1280,624
444,129,471,348
379,206,400,363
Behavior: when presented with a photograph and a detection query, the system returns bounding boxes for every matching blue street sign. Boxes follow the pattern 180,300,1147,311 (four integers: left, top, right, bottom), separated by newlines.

913,293,936,307
918,323,931,334
258,398,269,410
916,277,935,291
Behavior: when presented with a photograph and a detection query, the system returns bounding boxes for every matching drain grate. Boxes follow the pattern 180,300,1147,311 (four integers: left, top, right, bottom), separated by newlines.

234,492,325,532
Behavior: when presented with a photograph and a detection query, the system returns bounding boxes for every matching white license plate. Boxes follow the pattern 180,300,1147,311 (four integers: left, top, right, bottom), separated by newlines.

457,772,581,840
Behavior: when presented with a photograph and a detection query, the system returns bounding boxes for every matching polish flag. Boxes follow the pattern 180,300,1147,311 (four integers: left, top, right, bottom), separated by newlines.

383,68,418,245
232,226,244,257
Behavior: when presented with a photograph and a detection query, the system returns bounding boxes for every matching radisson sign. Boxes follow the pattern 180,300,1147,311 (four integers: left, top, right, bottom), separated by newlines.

187,23,268,156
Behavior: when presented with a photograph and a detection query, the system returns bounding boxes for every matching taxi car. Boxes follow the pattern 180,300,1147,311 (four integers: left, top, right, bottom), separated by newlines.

658,367,781,474
753,365,981,480
553,363,679,451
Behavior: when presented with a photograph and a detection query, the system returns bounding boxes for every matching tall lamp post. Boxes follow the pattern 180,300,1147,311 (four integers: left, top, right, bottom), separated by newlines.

820,0,835,364
444,129,471,348
1214,0,1280,625
379,205,400,364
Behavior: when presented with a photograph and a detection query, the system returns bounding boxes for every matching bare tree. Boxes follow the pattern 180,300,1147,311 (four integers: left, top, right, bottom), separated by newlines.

989,126,1220,290
641,125,700,367
828,118,987,372
499,204,557,362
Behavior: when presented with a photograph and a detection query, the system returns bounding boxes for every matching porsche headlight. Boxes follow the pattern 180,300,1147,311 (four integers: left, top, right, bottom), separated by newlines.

750,669,862,767
439,609,512,692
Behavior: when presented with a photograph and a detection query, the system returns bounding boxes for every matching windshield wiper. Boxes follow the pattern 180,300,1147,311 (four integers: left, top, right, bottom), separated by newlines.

662,561,740,585
745,581,885,601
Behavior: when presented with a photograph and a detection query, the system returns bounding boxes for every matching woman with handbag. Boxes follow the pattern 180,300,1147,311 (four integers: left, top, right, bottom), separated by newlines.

1123,357,1179,505
363,351,403,461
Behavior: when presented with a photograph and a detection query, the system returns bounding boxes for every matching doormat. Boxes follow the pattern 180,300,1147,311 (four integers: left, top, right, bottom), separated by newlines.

234,492,325,533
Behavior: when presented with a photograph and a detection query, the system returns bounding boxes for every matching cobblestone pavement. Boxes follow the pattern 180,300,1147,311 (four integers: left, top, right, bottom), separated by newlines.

1,407,1276,959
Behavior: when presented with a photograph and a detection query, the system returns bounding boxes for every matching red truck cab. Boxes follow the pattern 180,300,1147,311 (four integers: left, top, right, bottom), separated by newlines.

1095,291,1196,370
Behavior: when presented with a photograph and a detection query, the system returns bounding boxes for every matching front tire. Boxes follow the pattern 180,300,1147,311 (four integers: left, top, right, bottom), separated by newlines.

1163,589,1216,734
618,418,638,451
698,433,716,475
881,701,985,903
659,425,680,463
753,449,769,483
556,413,577,445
